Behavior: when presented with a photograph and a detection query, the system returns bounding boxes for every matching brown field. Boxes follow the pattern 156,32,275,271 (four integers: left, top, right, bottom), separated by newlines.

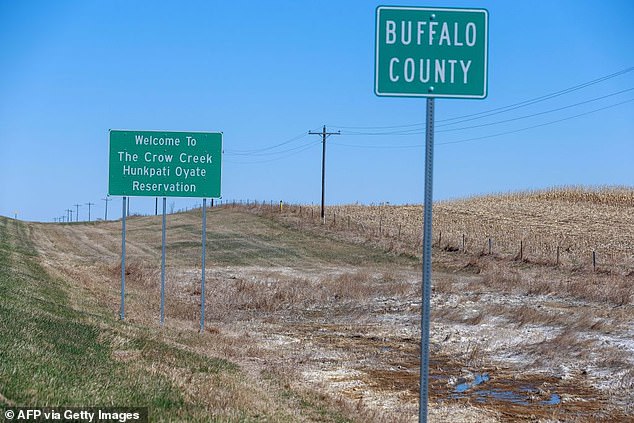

3,187,634,422
261,186,634,304
297,186,634,273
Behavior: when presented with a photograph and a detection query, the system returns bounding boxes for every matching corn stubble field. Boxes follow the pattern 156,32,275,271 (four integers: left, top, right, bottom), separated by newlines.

1,187,633,422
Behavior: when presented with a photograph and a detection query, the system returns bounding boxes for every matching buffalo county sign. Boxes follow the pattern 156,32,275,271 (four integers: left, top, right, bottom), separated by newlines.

375,6,488,98
108,130,222,198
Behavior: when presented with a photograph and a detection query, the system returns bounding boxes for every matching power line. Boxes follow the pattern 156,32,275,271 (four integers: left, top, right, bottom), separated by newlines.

225,138,315,157
436,66,634,124
225,132,308,155
339,87,634,136
437,97,634,146
224,142,319,165
436,87,634,133
328,66,634,130
329,97,634,149
151,68,634,172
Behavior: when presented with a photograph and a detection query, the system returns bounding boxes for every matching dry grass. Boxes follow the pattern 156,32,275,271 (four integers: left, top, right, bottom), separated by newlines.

270,186,634,271
513,185,634,206
162,267,417,324
475,262,634,306
16,201,634,422
249,186,634,306
22,212,427,422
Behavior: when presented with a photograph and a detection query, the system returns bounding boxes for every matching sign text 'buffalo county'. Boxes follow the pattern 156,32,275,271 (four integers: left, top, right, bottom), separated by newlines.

375,6,488,98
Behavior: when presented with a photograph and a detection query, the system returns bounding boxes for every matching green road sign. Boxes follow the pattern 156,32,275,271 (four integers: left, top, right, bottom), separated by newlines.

108,130,222,198
375,6,488,98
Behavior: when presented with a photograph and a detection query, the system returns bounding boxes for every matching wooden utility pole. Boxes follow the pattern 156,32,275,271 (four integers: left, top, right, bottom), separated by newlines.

85,202,95,222
73,204,81,222
308,125,340,220
102,197,111,220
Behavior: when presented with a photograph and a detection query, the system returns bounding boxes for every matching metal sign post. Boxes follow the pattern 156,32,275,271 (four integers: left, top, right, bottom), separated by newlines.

375,6,488,422
200,198,207,333
120,196,127,320
160,197,166,326
108,130,222,327
419,98,434,421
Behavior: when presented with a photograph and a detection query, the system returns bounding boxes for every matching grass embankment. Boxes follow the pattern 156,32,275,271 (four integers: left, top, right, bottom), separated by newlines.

0,216,311,422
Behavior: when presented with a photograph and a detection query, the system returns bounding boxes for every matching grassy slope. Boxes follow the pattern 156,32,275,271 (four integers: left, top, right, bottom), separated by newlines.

0,217,223,419
0,211,386,422
128,207,413,268
0,216,332,422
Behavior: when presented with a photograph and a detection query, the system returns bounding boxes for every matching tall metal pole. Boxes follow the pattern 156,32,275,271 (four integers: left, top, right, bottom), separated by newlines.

200,198,207,332
419,98,435,423
160,197,166,326
120,196,127,320
74,204,81,222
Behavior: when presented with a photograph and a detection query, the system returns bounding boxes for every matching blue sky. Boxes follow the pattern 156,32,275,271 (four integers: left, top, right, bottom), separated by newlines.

1,0,633,222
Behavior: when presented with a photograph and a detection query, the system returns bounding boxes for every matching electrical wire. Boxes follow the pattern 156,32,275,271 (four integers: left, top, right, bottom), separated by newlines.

217,68,634,163
225,132,308,154
338,87,634,136
437,87,634,133
224,142,319,165
328,66,634,131
225,138,316,157
329,97,634,149
437,97,634,146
